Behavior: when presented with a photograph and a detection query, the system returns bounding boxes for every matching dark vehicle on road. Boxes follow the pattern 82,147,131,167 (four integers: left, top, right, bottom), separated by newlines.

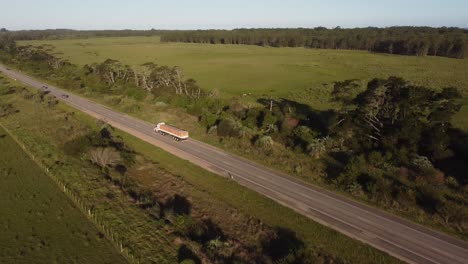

42,85,48,89
61,94,69,99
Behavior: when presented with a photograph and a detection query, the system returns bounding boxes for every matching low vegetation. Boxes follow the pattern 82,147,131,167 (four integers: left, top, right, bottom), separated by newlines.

0,125,125,264
0,74,402,263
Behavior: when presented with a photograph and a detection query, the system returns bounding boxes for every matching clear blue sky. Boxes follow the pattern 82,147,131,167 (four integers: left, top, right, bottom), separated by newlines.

1,0,467,30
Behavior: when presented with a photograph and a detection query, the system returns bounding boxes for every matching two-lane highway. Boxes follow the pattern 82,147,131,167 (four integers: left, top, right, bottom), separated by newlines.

1,64,467,264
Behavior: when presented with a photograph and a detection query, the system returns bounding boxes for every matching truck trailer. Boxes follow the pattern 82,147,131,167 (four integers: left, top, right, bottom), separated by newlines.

154,122,189,141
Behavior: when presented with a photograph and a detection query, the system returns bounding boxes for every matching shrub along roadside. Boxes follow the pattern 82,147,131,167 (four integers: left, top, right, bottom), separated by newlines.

0,74,401,263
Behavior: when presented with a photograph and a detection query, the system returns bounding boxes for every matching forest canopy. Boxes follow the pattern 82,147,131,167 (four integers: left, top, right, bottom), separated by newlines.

160,27,468,59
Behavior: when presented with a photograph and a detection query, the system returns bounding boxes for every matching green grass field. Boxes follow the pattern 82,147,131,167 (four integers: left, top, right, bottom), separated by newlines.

0,125,126,264
21,36,468,128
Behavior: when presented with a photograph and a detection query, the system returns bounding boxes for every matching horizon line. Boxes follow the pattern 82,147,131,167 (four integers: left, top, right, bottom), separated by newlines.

4,25,468,32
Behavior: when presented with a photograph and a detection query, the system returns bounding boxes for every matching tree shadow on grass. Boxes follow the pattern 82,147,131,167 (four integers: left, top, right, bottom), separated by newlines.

323,151,350,182
261,227,305,262
435,128,468,185
164,194,192,215
178,244,201,264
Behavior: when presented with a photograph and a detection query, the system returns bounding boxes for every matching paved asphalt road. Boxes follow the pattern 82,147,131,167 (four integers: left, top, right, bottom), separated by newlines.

1,64,467,264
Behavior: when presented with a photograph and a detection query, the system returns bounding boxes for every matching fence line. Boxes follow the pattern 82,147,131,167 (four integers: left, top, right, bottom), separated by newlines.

0,122,140,264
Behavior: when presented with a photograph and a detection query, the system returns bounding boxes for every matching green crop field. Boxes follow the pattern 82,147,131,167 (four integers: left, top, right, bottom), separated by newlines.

0,126,125,264
20,36,468,128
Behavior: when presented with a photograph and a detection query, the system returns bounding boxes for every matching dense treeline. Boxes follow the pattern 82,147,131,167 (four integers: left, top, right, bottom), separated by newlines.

0,28,166,40
161,27,468,59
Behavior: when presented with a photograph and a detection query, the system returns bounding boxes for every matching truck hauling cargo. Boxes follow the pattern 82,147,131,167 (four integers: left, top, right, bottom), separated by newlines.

154,122,189,141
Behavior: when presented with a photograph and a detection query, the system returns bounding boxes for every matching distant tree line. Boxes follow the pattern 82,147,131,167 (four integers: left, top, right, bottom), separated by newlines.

0,28,167,40
160,27,468,59
2,27,466,58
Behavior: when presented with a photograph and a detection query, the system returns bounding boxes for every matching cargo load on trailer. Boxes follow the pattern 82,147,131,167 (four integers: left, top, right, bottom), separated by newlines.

154,122,189,141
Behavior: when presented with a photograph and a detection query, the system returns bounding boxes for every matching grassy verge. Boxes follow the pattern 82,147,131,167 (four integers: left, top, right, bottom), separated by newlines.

0,125,126,264
114,126,401,263
0,75,400,263
0,75,179,263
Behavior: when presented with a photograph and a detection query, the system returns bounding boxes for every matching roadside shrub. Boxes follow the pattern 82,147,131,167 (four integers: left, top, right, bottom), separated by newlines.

204,238,226,259
120,150,136,167
22,89,35,100
45,95,59,107
89,147,122,171
410,155,435,173
242,108,260,129
186,103,204,117
108,96,122,105
436,201,467,226
0,86,16,95
255,136,274,150
63,135,92,155
259,110,277,129
105,192,115,200
199,111,218,128
336,155,367,186
174,215,204,239
123,103,140,113
306,137,329,159
367,151,385,166
280,115,299,133
237,126,253,139
0,103,19,117
346,182,365,197
446,176,459,189
207,125,217,134
125,87,147,100
154,101,168,108
217,118,240,137
416,185,442,214
410,155,444,184
292,126,318,149
34,90,50,103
